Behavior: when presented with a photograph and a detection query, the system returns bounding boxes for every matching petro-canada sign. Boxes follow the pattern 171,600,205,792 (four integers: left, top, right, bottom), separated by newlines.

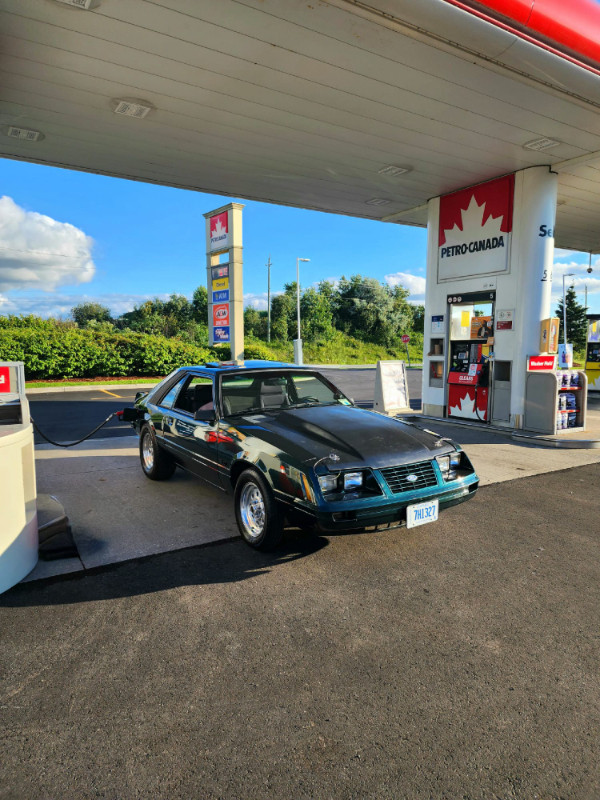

438,175,514,281
209,211,230,251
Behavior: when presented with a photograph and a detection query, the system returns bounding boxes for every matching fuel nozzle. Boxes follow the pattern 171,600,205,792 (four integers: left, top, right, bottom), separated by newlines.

116,407,142,422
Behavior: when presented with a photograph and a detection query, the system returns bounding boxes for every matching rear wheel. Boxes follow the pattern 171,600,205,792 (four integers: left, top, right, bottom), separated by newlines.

234,469,284,550
139,425,175,481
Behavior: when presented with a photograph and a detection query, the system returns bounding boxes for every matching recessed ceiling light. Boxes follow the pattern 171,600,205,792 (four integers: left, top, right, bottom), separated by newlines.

53,0,99,8
524,137,560,151
377,165,411,177
3,126,44,142
366,197,392,206
111,99,154,119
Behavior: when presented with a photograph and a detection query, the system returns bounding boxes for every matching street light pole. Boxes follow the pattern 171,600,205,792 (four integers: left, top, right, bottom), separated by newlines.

266,255,272,343
562,272,574,346
295,257,310,365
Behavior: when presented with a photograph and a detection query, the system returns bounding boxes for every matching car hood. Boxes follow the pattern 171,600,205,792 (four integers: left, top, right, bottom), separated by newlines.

231,404,455,470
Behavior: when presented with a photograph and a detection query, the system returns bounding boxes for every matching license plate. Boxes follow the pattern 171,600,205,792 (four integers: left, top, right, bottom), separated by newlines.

406,498,439,529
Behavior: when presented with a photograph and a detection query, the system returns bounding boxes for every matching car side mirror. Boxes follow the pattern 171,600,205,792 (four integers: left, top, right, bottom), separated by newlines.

193,409,215,424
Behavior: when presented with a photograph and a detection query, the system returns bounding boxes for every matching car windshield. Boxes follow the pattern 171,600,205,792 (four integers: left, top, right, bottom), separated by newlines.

221,371,348,416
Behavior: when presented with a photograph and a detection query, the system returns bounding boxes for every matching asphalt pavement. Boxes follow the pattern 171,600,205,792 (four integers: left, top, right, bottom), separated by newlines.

2,463,599,800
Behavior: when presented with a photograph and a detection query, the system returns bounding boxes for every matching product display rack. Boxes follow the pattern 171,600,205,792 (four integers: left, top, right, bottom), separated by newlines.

523,369,588,434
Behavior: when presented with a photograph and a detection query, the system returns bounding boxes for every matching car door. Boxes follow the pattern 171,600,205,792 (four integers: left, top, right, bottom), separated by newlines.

162,372,223,488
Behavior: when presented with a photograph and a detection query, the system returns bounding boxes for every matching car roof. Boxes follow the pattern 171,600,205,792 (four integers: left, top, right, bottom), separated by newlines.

181,360,308,374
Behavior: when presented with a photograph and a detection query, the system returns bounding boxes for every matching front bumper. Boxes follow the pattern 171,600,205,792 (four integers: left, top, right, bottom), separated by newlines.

311,476,479,533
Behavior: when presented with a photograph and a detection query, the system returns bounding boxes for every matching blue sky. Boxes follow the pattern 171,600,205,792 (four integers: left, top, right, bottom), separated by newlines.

0,157,599,318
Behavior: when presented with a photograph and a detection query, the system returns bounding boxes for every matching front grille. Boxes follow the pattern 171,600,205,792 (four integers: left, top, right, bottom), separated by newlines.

379,460,438,494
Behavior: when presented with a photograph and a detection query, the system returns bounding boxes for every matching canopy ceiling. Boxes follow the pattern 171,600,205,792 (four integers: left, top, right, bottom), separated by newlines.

2,0,600,251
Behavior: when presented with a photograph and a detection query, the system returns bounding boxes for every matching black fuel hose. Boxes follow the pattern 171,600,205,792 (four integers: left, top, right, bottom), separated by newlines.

31,412,119,448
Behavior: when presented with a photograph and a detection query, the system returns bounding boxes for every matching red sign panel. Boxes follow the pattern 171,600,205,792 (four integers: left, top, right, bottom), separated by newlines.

401,335,410,343
212,303,230,327
448,384,489,421
439,174,514,247
527,355,556,371
448,371,479,386
0,366,10,393
209,211,230,251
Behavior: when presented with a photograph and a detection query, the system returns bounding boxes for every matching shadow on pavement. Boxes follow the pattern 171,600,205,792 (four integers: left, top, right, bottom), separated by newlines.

0,530,329,607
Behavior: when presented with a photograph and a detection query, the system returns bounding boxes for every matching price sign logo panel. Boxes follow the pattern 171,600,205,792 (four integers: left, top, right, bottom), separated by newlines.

212,304,230,326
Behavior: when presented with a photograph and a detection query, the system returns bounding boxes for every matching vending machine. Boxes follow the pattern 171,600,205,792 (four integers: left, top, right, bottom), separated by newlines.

446,291,495,422
585,314,600,392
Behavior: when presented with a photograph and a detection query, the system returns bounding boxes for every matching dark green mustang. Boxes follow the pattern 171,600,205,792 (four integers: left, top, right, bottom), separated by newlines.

129,361,478,550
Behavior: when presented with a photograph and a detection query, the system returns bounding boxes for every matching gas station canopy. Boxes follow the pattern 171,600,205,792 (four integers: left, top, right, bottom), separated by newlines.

2,0,600,251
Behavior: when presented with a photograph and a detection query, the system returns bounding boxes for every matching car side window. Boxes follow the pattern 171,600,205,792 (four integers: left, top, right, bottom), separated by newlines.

159,376,188,410
174,375,214,415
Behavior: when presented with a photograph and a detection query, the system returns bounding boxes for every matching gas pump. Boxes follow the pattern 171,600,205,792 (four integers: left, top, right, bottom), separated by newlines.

585,314,600,392
446,292,495,422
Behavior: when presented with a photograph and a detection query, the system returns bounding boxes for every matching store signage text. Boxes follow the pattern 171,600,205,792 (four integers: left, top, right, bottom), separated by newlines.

527,355,556,371
440,236,505,259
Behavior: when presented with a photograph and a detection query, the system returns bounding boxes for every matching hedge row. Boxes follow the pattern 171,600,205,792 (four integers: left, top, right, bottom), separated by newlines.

0,327,280,380
0,328,209,379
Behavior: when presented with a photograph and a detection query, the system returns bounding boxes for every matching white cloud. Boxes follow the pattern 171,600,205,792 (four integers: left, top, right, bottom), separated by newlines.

553,248,578,260
551,260,599,303
0,196,95,292
384,271,426,303
244,291,281,310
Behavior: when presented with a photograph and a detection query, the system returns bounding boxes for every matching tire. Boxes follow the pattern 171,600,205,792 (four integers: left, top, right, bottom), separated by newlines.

234,469,284,550
139,424,176,481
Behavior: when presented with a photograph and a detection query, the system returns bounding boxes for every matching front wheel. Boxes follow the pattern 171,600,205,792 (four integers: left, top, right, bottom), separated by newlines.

234,469,284,550
139,425,175,481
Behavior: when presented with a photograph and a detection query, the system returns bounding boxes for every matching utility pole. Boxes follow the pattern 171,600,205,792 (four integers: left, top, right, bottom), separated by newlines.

266,255,272,343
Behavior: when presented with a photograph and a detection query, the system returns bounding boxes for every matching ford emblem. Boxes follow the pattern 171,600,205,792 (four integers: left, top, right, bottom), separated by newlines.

406,474,418,483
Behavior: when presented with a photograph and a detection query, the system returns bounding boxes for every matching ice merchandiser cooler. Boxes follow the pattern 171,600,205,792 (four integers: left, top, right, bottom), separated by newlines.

585,315,600,392
524,358,587,434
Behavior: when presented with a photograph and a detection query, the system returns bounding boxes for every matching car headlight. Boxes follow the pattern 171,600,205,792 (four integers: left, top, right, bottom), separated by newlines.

343,472,363,490
437,452,462,481
318,474,339,493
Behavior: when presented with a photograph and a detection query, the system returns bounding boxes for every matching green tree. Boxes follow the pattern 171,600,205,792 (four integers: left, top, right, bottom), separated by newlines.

117,294,194,338
300,286,334,341
192,285,208,323
411,304,425,334
334,275,404,347
71,301,112,327
244,306,263,338
556,285,588,350
270,284,297,341
119,300,165,336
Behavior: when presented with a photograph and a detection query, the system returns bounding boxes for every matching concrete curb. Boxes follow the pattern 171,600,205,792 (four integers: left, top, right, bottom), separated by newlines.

511,432,600,449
